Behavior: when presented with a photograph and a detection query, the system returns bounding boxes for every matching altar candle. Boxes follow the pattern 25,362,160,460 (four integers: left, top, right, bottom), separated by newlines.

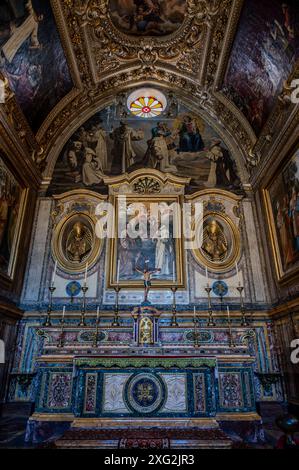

51,260,57,287
205,266,209,286
194,306,196,319
117,260,120,284
84,262,88,285
62,306,66,320
96,306,100,322
227,305,230,321
173,262,176,284
236,262,241,286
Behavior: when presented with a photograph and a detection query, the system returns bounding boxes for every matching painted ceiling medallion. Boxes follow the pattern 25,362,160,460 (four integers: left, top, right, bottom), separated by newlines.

109,0,187,37
127,88,167,118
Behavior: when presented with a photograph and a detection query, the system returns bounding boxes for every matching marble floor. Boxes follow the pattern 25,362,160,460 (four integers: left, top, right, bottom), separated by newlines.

0,407,298,449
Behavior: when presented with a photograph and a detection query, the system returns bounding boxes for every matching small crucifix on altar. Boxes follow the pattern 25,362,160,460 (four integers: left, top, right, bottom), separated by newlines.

135,261,161,304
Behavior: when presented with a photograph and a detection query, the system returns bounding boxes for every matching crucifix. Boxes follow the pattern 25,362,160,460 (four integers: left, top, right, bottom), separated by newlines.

135,264,161,304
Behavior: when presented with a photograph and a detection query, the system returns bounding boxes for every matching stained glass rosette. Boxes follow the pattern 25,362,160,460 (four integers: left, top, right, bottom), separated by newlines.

129,96,164,118
127,88,167,119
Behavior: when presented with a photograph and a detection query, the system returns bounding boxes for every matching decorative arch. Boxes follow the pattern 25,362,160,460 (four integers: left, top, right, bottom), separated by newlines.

41,78,254,191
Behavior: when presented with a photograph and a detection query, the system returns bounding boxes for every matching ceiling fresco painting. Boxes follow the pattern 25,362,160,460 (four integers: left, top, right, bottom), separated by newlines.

109,0,187,36
223,0,299,135
48,98,243,196
0,0,72,132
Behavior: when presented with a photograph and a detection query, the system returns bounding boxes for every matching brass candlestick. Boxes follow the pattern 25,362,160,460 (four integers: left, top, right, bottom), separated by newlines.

194,316,200,349
79,286,88,327
44,286,56,327
113,286,121,327
237,286,249,327
58,318,65,348
205,286,216,327
93,315,100,348
171,286,178,327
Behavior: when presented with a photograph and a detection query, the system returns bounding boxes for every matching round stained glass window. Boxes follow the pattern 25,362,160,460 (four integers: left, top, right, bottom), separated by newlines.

127,88,167,119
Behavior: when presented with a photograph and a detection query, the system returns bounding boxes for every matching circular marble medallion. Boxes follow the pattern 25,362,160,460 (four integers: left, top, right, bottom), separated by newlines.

212,280,229,297
66,281,81,298
124,373,166,414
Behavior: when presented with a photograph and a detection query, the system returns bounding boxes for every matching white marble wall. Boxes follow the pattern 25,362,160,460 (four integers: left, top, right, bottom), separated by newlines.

22,199,53,304
242,199,266,303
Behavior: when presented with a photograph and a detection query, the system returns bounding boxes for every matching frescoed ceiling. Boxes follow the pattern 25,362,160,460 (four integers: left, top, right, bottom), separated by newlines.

0,0,298,184
0,0,73,132
223,0,299,135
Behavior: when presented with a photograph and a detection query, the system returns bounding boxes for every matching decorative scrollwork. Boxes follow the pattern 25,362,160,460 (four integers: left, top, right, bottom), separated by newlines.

61,0,232,81
133,177,161,194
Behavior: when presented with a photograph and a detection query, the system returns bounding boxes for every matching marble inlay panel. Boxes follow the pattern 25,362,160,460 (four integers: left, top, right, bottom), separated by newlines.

160,373,187,412
102,373,131,413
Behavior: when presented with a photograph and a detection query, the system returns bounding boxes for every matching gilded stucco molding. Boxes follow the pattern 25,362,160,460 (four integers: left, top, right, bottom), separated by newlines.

64,0,208,80
50,0,82,89
213,0,244,89
59,0,238,85
203,0,235,89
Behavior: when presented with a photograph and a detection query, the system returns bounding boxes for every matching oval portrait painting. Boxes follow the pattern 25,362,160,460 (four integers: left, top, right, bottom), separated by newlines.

52,213,103,273
193,213,241,272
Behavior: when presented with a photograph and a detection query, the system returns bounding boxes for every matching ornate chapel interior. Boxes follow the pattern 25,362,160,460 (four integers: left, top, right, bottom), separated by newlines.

0,0,299,450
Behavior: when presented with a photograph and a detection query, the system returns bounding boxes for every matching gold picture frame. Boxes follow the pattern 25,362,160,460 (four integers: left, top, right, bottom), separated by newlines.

0,155,28,281
107,194,185,288
51,212,104,274
192,211,241,273
263,145,299,283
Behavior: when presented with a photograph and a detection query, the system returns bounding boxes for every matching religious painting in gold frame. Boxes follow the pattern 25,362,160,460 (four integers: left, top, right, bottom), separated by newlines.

107,195,185,288
0,154,28,280
192,212,241,273
263,145,299,283
52,212,104,274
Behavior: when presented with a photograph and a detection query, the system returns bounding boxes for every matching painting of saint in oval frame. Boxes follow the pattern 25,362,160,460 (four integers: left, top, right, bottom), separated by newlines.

0,154,28,279
263,145,299,283
192,212,241,273
52,212,104,274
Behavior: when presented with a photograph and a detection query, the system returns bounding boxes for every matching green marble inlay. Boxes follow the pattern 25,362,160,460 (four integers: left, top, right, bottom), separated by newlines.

74,357,216,369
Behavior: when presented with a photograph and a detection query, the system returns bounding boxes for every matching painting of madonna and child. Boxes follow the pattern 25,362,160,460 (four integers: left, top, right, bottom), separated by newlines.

108,0,186,36
49,103,243,196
